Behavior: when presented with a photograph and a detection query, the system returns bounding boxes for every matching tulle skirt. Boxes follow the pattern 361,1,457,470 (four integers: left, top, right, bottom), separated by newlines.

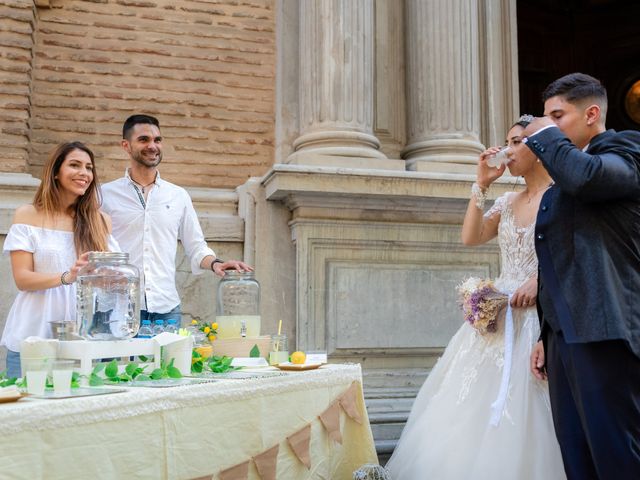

385,307,566,480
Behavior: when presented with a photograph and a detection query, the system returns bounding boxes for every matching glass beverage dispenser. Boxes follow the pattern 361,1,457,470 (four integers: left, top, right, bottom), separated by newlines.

216,271,260,338
77,252,140,340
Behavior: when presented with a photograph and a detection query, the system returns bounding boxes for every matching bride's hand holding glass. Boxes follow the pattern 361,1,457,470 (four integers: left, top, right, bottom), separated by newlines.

477,147,507,189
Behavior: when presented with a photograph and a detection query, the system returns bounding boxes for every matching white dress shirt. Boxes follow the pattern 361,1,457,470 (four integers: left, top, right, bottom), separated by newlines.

101,170,215,313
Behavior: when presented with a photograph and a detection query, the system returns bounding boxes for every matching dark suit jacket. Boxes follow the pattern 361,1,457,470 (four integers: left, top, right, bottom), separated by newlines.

527,127,640,358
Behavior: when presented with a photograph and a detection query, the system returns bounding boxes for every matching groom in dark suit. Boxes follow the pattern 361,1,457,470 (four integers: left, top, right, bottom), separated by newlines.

524,73,640,479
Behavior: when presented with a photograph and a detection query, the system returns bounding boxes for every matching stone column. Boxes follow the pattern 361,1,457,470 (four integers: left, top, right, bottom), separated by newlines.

287,0,399,170
478,0,520,148
403,0,485,171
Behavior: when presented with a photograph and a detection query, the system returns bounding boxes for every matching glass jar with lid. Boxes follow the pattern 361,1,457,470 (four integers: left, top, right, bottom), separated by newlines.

216,271,260,338
77,252,140,340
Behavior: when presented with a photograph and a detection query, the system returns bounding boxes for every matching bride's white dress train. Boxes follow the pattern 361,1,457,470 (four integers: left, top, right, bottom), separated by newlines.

386,193,566,480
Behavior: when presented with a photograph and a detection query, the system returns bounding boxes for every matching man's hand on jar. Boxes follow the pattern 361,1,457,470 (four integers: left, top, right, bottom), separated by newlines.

212,259,254,277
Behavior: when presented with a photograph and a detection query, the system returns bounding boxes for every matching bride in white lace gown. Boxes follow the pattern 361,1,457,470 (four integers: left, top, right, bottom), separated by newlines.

386,116,566,480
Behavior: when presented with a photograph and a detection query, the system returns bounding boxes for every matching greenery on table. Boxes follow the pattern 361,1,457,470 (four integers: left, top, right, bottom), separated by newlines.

0,370,81,389
89,358,182,386
0,372,17,388
191,350,240,374
249,344,261,358
207,355,239,373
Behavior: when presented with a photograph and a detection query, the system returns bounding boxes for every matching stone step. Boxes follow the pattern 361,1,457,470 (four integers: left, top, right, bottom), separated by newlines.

376,439,398,455
371,422,406,442
375,439,398,466
363,386,421,399
367,411,409,424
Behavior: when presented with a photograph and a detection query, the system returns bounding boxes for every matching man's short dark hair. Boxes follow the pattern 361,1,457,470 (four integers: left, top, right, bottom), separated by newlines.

122,114,160,139
542,73,607,106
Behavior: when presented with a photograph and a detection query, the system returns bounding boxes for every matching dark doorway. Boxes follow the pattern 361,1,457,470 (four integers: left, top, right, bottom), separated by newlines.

517,0,640,131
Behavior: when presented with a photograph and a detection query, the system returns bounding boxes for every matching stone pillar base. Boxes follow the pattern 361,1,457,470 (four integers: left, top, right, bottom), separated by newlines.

403,137,485,172
288,130,401,170
287,149,403,170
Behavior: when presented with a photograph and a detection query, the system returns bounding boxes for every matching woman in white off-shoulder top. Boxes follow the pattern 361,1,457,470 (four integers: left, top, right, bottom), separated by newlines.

2,142,118,377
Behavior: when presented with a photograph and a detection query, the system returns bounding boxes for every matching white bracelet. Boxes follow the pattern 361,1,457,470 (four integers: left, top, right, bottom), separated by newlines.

471,183,489,210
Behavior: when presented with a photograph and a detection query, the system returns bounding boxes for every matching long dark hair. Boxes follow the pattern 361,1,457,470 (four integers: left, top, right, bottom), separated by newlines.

33,141,108,253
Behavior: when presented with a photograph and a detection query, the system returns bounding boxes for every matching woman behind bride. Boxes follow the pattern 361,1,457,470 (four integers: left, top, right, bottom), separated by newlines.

385,115,566,479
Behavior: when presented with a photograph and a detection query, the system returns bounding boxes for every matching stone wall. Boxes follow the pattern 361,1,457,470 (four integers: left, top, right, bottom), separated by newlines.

0,0,35,174
0,0,276,188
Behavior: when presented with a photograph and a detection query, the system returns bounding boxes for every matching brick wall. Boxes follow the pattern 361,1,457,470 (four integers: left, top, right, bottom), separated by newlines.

0,0,35,174
1,0,276,188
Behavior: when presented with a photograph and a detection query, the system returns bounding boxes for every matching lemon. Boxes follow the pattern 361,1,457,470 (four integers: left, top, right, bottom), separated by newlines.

290,351,306,364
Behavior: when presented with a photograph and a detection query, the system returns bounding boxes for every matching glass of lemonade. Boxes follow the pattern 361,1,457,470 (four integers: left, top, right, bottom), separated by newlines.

24,357,48,395
52,360,75,396
268,334,289,365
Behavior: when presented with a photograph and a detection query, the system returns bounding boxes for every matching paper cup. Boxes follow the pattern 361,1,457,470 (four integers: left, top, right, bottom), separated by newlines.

52,360,75,395
24,357,48,395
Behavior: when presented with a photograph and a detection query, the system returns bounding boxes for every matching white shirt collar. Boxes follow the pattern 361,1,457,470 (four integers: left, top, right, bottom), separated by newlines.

124,168,163,188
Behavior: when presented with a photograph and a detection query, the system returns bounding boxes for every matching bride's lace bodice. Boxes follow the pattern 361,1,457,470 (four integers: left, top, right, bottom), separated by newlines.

485,193,538,293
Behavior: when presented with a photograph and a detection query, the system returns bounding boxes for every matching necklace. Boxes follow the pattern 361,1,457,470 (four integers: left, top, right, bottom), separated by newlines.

525,181,554,204
130,174,156,193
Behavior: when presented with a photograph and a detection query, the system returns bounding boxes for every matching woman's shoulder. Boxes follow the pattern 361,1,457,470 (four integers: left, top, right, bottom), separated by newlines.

12,204,41,225
11,205,73,234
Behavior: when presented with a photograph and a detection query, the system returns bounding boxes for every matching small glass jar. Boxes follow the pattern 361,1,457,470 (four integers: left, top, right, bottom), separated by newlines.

77,252,140,340
268,334,289,365
216,271,260,338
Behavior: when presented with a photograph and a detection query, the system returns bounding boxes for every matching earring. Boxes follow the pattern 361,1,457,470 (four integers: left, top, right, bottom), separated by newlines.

536,158,541,163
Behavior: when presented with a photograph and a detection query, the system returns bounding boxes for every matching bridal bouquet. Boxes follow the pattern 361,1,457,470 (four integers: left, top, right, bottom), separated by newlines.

457,277,508,335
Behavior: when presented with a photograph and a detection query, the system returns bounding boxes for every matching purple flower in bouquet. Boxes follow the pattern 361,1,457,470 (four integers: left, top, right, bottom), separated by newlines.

457,277,509,334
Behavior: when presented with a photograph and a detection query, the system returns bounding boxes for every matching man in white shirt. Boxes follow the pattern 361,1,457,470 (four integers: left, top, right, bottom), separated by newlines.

101,114,252,323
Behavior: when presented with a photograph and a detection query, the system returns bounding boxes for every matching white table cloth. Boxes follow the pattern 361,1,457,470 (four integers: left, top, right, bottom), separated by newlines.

0,364,377,480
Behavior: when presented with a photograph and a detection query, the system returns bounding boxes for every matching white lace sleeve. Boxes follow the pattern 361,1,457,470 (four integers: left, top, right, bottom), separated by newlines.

483,193,509,219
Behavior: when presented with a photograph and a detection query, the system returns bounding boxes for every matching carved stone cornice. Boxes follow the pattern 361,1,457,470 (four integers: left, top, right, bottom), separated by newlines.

263,164,521,212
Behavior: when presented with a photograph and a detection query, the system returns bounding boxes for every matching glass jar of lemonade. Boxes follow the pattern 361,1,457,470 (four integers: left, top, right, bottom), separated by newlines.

216,271,260,338
77,252,140,340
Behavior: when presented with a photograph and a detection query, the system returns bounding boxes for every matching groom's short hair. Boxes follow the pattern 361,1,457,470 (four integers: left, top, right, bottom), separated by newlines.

542,73,608,122
122,114,160,139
